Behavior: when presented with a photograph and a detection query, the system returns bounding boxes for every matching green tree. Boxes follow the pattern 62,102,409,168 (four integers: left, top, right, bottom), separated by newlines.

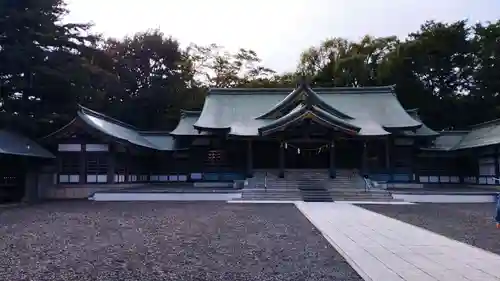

93,30,197,129
187,44,275,88
0,0,98,137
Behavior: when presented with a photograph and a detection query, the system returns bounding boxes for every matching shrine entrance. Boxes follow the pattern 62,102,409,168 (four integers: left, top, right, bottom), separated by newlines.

284,141,330,169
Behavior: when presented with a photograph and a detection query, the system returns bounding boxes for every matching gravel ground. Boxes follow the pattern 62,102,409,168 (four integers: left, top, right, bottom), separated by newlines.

357,203,500,255
0,201,362,281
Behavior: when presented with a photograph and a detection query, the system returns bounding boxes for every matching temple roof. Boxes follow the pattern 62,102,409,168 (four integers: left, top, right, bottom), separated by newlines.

0,130,55,158
421,131,468,151
258,104,361,136
454,119,500,150
45,105,178,151
170,110,208,136
402,109,439,137
422,119,500,151
193,85,422,136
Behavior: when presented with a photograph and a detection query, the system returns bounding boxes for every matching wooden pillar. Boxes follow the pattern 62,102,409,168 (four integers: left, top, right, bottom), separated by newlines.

362,141,368,176
107,144,116,184
495,146,499,179
329,141,336,178
412,145,419,183
124,147,130,183
279,141,285,178
79,144,86,184
385,138,393,181
246,140,253,178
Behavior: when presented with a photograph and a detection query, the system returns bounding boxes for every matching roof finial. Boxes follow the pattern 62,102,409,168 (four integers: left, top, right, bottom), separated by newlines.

297,74,309,88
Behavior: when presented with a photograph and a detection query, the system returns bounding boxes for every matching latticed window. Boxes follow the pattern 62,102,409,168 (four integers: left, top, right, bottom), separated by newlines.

86,153,108,183
58,153,80,184
206,150,226,166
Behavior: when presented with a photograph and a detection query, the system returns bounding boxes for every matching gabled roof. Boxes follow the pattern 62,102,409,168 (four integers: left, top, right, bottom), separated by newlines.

256,83,353,120
402,109,439,137
170,110,209,136
193,84,421,136
258,104,361,136
422,118,500,151
44,105,178,151
421,131,469,151
453,119,500,150
0,130,55,158
77,106,160,149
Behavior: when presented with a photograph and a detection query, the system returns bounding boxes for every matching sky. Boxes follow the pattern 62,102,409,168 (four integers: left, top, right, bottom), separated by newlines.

65,0,500,73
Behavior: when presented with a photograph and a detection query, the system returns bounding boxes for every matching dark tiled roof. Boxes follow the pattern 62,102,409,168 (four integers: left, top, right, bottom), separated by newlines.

421,131,469,151
402,109,439,137
0,130,55,158
170,110,209,136
194,85,422,136
423,119,500,151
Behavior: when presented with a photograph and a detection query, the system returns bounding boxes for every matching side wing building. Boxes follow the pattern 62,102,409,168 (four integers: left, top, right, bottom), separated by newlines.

4,82,499,199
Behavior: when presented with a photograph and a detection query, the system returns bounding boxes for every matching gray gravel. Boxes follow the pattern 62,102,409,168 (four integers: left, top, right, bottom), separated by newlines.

358,203,500,255
0,201,362,281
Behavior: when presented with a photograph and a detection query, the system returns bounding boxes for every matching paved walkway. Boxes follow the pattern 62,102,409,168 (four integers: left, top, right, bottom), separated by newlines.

295,202,500,281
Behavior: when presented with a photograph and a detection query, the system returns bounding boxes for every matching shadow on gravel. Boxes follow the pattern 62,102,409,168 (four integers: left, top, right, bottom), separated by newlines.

357,203,500,255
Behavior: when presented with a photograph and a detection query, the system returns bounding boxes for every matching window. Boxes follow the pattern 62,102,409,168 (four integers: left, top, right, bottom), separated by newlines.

206,150,226,166
85,144,109,152
58,153,80,184
86,153,108,183
58,144,82,152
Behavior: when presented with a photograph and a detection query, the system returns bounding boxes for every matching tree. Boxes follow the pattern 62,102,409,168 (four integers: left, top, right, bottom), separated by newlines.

298,36,399,87
187,44,275,88
0,0,99,137
468,20,500,123
92,30,197,130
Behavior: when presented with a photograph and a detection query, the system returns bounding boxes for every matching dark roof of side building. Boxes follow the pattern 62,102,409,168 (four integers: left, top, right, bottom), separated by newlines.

422,119,500,151
0,130,55,158
43,105,179,151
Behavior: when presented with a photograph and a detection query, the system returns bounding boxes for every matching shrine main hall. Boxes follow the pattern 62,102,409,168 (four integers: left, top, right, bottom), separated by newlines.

2,82,500,200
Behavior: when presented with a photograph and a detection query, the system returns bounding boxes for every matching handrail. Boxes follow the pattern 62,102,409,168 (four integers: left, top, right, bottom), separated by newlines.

264,171,268,191
363,177,373,192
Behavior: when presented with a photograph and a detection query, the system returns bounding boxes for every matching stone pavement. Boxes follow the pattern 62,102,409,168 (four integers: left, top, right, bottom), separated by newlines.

296,202,500,281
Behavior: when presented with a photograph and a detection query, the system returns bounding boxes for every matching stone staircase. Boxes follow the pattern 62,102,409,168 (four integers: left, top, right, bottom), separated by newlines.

241,169,393,202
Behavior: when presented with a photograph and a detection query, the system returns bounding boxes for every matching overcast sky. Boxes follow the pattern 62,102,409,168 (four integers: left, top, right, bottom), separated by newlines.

65,0,500,73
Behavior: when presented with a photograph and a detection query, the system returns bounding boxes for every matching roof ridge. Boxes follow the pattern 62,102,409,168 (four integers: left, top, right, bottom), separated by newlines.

468,118,500,129
138,131,172,135
209,85,396,95
439,130,471,134
78,104,139,130
180,109,202,117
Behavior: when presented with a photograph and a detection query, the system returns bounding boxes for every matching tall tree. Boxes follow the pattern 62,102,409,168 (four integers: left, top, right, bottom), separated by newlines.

0,0,98,137
187,44,275,88
94,30,197,129
468,20,500,123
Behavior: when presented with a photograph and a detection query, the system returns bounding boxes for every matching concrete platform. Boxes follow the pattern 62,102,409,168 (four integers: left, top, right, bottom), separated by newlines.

296,202,500,281
392,193,497,203
90,192,242,201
